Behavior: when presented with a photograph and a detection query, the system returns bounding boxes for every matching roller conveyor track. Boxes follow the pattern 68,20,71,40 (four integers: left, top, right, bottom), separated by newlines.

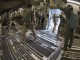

37,31,61,46
28,34,56,52
26,31,61,50
17,30,61,47
1,27,15,60
5,29,63,60
6,38,18,60
61,49,80,60
7,37,27,60
14,33,45,59
23,43,44,59
16,30,62,57
27,34,55,52
15,34,48,59
8,31,45,60
19,44,42,60
38,30,56,38
16,33,52,58
15,38,42,60
61,53,80,60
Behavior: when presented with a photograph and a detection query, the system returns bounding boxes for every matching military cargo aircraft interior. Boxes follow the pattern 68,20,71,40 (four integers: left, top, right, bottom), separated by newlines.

0,0,80,60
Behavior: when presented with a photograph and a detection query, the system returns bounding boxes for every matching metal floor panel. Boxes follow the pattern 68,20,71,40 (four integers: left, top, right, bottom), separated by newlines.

61,50,80,60
1,28,63,60
27,41,52,57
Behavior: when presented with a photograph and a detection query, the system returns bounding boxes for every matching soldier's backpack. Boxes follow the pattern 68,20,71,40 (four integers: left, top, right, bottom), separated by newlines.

68,12,78,29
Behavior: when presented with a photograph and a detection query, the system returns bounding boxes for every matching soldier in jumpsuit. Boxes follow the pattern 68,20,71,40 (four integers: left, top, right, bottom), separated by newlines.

22,4,36,41
58,5,78,50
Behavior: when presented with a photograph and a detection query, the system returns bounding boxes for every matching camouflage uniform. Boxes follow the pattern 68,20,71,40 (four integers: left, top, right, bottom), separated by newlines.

22,8,36,41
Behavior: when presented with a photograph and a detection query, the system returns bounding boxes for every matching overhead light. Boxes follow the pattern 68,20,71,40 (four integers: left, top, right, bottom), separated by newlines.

67,0,80,5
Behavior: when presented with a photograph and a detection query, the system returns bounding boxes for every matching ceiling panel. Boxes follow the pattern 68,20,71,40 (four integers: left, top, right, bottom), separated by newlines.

73,0,80,2
0,1,22,9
